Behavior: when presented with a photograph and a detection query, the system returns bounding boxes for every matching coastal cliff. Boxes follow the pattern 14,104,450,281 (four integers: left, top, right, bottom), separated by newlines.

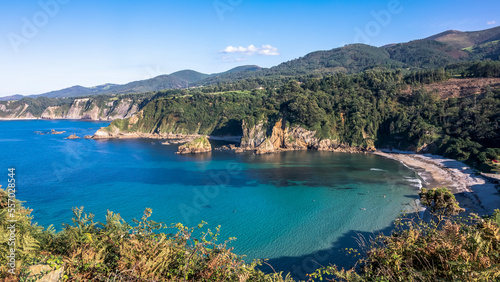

94,110,374,154
240,118,374,154
0,94,151,120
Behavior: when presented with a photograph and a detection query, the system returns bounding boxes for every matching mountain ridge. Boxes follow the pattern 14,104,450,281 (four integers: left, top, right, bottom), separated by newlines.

4,26,500,100
4,65,263,101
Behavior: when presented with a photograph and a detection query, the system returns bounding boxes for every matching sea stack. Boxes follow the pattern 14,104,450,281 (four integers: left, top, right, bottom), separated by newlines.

176,136,212,154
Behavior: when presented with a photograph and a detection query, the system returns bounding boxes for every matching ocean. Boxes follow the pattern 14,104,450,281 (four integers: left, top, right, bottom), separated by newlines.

0,120,421,276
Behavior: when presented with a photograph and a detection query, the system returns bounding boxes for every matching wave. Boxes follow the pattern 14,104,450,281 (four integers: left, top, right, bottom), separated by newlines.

406,178,423,189
370,168,388,172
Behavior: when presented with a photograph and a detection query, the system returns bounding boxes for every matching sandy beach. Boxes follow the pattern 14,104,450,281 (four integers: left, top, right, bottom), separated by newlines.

374,150,500,216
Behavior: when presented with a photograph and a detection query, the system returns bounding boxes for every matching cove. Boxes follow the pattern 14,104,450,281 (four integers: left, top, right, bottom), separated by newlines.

0,120,420,276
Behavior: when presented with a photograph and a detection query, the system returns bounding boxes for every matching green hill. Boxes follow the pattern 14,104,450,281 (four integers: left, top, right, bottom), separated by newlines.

169,70,211,84
385,40,468,69
7,26,500,101
425,26,500,49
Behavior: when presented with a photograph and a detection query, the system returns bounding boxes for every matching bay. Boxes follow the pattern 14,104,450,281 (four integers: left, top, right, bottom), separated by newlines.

0,120,420,276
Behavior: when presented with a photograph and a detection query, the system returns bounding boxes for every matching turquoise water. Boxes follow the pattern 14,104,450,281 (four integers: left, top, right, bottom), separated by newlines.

0,120,420,276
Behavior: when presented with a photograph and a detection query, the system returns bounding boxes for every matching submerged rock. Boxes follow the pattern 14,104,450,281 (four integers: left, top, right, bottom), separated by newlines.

177,136,212,154
50,129,66,134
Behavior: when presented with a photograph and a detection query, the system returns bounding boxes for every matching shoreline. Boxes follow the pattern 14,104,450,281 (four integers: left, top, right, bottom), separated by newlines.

32,120,499,216
373,150,500,216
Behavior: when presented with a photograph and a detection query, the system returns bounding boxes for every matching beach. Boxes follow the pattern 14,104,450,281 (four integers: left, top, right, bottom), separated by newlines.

374,150,500,216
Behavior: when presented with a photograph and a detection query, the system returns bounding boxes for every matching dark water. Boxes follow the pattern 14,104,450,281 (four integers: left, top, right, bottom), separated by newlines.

0,120,421,277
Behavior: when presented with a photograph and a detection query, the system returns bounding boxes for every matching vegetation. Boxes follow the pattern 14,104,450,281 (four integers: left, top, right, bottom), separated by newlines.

310,189,500,281
105,65,500,171
418,188,464,220
0,93,154,119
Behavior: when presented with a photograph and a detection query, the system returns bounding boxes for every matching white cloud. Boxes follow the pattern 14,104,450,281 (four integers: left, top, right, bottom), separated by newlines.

221,44,280,56
487,21,496,25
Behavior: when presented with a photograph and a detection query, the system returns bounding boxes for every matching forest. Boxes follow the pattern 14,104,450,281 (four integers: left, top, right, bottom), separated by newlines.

107,61,500,172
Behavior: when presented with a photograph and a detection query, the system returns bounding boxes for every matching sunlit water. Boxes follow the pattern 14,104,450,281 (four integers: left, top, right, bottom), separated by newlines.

0,120,421,276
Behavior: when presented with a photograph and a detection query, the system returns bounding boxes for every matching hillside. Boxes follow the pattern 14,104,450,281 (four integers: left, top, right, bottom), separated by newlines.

169,70,211,84
95,63,500,172
194,28,500,87
6,66,262,101
4,27,500,100
425,26,500,49
0,93,154,120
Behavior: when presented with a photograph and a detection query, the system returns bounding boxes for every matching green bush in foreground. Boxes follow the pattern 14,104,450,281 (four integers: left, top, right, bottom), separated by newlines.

1,187,500,281
310,189,500,282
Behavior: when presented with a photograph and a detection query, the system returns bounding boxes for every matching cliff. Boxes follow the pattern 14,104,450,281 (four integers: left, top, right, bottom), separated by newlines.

242,118,374,154
0,94,151,121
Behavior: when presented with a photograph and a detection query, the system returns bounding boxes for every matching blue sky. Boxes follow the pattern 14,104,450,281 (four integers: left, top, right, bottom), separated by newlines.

0,0,498,96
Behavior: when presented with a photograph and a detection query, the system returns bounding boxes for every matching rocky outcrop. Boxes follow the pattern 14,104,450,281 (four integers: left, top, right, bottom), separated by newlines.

65,134,81,139
1,96,148,121
0,102,37,119
241,118,374,154
50,129,66,135
92,114,374,154
240,120,267,149
177,136,212,154
93,124,201,141
41,98,141,120
255,119,286,154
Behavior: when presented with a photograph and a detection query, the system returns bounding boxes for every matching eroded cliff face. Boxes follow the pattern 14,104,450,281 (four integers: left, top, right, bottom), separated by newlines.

0,102,36,119
240,120,267,149
0,96,146,120
242,118,375,154
93,113,375,154
40,98,140,120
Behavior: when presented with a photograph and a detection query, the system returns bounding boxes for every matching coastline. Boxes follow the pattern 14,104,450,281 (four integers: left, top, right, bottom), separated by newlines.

93,126,500,216
374,150,500,216
0,117,40,121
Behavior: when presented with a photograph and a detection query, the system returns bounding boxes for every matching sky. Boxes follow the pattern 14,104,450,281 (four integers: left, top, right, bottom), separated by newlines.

0,0,499,97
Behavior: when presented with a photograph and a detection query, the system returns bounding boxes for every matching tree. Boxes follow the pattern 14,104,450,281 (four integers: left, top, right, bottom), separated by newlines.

419,187,464,220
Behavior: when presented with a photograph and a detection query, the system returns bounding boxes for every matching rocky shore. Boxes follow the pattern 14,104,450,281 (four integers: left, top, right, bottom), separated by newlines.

91,119,499,216
92,118,375,155
93,127,202,141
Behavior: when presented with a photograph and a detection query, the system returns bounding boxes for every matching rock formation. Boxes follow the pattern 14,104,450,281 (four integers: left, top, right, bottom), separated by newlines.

66,134,81,139
177,136,212,154
241,118,374,154
0,96,148,121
